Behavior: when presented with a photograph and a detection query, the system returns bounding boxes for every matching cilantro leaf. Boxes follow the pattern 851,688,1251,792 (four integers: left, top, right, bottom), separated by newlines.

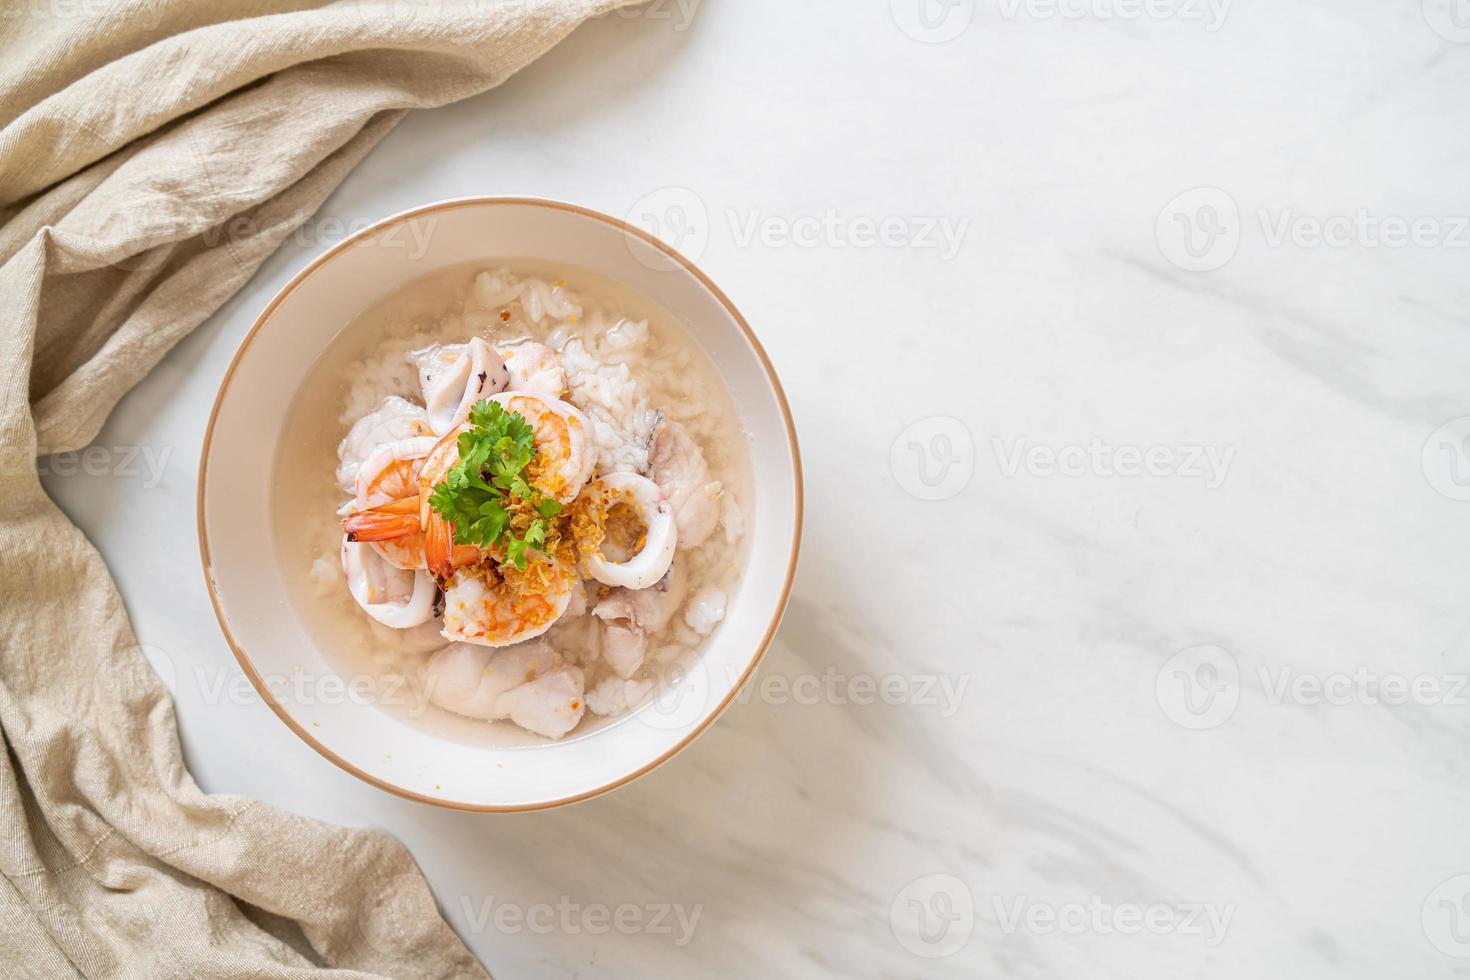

427,399,561,568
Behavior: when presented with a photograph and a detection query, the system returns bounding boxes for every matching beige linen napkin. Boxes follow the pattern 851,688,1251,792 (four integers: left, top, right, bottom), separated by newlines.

0,1,643,975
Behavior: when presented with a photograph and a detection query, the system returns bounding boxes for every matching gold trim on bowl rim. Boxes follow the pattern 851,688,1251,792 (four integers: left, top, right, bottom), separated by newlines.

196,196,804,812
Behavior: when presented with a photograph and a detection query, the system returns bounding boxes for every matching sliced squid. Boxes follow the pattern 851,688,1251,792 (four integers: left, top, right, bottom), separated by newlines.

340,538,435,629
488,391,596,503
409,338,510,436
440,562,574,648
498,341,566,399
649,419,722,549
582,473,677,590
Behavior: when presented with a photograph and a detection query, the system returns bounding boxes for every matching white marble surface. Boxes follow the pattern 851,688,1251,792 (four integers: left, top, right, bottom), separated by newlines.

41,1,1470,976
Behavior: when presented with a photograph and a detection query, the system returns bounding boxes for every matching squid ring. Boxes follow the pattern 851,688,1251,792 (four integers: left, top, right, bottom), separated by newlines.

583,473,678,590
340,538,436,629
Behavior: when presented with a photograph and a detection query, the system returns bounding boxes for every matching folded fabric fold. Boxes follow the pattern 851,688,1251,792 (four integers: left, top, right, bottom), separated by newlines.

0,1,644,975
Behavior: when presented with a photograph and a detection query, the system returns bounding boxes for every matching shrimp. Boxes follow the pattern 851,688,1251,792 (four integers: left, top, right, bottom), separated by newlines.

353,436,437,569
649,419,722,549
343,498,481,574
336,395,433,492
498,341,566,399
357,436,437,507
342,425,478,579
440,560,574,648
579,473,677,590
409,338,510,436
488,391,595,503
345,398,586,645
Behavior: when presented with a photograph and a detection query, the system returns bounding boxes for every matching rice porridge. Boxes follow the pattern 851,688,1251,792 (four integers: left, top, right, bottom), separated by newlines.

272,262,752,745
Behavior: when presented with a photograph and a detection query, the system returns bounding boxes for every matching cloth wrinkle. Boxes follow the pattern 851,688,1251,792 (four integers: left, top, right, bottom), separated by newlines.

0,1,645,976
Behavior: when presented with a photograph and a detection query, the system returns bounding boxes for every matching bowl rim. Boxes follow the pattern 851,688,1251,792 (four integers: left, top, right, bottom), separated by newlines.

196,195,803,812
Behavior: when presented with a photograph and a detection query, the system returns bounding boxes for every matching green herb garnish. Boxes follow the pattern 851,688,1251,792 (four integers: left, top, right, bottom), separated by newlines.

427,400,563,568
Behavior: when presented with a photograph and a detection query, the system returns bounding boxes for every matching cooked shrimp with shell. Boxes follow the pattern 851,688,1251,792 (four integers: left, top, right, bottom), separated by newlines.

311,267,750,740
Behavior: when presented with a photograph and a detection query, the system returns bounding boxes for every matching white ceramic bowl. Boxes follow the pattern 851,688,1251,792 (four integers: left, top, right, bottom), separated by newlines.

198,197,801,811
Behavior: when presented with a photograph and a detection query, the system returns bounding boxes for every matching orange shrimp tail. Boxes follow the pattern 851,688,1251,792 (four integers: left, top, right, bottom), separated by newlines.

342,497,422,542
425,512,455,580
